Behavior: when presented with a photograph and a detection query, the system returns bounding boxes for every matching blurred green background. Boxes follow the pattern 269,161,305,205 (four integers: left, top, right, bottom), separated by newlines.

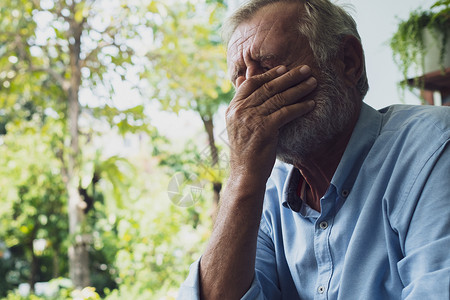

0,0,231,298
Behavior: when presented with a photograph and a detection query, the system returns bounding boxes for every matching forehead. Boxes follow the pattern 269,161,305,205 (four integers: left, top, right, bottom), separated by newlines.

227,2,303,64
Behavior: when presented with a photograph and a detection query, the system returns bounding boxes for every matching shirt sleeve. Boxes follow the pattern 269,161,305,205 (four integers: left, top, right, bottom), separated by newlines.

243,220,282,299
176,224,281,300
177,258,202,300
397,142,450,299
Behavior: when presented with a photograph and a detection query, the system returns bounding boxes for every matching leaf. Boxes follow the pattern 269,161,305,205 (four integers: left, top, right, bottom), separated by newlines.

74,8,84,23
220,80,232,94
148,1,159,13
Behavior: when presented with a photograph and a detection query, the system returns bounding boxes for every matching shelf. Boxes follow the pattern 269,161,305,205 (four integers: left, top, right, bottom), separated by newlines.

406,67,450,92
406,67,450,105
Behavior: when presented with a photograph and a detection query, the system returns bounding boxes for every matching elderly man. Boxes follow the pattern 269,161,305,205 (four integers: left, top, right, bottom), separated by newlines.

179,0,450,299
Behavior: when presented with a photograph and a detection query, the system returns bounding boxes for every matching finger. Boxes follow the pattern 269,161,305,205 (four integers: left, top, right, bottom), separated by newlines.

258,76,317,115
233,65,290,101
246,65,313,107
236,76,245,88
268,100,316,129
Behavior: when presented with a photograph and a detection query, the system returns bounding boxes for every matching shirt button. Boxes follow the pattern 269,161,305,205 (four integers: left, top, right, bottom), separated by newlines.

341,189,349,197
317,285,325,294
319,221,328,230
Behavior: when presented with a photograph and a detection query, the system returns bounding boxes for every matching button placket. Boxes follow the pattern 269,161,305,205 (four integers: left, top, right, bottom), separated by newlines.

313,190,335,299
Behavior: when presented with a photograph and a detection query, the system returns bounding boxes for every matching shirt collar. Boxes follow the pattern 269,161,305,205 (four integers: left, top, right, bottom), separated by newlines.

330,102,382,197
282,103,382,211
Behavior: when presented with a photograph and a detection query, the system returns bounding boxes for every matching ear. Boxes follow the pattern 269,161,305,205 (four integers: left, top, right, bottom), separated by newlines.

339,35,364,87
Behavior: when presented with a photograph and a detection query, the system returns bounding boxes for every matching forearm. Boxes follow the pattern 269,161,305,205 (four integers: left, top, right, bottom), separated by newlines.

199,174,267,299
198,65,316,299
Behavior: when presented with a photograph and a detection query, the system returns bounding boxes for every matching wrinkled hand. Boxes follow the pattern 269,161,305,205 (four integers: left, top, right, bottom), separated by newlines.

226,65,317,183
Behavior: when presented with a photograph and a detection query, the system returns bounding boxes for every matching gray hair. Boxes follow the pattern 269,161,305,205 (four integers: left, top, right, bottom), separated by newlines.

222,0,369,97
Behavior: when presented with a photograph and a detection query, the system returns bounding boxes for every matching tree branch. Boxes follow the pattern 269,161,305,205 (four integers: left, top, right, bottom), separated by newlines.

29,66,69,91
80,40,115,68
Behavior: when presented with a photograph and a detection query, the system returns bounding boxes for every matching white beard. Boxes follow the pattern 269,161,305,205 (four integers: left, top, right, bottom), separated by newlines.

276,66,359,164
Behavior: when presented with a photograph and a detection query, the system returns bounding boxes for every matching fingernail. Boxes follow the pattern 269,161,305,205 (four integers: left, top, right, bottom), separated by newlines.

305,77,317,86
276,65,287,74
299,65,311,75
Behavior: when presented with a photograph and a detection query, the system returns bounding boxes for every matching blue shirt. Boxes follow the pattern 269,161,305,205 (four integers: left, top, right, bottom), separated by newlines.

178,103,450,299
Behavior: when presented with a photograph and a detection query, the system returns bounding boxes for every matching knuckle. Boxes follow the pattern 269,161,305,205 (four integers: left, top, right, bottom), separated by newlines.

261,81,276,97
227,107,260,130
246,70,277,90
244,76,259,89
257,92,288,116
271,93,286,109
276,105,289,117
225,104,243,122
225,107,236,123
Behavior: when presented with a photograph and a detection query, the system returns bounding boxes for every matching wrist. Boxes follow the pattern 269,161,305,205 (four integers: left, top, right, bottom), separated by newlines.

225,172,268,201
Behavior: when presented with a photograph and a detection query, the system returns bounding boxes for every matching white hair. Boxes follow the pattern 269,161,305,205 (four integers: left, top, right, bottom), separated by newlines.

222,0,369,97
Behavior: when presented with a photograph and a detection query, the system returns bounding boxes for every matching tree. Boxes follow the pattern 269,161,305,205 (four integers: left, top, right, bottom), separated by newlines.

0,0,232,295
148,0,232,215
0,0,152,288
0,117,68,294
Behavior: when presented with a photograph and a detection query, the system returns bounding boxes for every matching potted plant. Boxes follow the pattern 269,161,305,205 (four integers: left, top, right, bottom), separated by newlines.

390,0,450,91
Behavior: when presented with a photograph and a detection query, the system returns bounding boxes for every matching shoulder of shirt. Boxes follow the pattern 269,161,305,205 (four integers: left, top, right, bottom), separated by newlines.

378,104,450,135
374,104,449,224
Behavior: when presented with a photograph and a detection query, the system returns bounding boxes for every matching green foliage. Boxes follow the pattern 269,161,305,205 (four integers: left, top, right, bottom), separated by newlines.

103,194,213,299
3,279,100,300
0,117,69,289
158,138,229,186
0,248,15,295
0,0,159,290
390,0,450,92
148,0,231,117
89,140,215,299
0,0,229,297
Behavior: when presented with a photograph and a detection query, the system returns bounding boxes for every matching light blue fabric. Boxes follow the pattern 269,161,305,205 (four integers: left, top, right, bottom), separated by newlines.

178,103,450,299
